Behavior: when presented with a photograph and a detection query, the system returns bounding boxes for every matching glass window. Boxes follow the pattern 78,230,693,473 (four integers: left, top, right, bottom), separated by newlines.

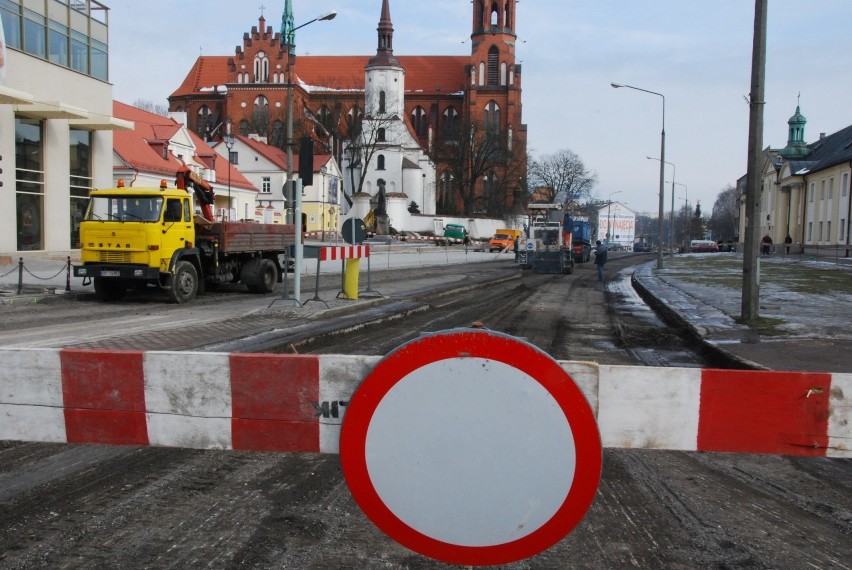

843,173,849,197
1,0,22,49
69,129,92,248
23,9,46,58
48,20,68,66
377,155,385,170
829,178,834,200
91,38,107,81
70,30,88,74
262,177,271,194
16,117,45,251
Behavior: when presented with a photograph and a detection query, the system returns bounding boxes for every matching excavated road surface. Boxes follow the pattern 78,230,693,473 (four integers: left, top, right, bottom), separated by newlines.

0,255,849,569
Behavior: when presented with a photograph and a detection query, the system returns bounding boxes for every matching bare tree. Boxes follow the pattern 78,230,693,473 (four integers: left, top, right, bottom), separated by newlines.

528,149,597,208
132,99,169,117
432,121,510,216
342,95,406,206
709,184,739,240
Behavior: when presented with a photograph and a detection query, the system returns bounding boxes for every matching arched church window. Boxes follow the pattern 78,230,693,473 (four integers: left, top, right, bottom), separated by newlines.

484,101,500,134
197,105,211,138
412,106,428,138
377,128,386,142
501,62,508,86
488,46,499,86
316,105,333,137
490,2,499,26
377,155,386,170
254,52,269,83
379,91,386,114
505,2,512,28
253,96,269,136
442,107,459,137
478,62,486,86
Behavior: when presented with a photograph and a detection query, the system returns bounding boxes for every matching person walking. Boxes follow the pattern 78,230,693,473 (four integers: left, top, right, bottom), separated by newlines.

593,240,608,282
761,234,773,256
784,235,793,254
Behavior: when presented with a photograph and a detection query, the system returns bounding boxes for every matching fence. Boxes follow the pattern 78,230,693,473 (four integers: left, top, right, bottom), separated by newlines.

0,257,72,295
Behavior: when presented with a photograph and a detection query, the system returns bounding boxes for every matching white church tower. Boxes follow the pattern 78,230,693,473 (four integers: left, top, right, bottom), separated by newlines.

348,0,436,230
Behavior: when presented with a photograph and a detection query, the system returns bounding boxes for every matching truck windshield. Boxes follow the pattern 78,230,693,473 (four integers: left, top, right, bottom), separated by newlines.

86,196,164,222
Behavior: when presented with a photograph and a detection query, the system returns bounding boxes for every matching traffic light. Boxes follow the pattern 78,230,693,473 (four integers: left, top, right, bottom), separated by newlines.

298,136,313,186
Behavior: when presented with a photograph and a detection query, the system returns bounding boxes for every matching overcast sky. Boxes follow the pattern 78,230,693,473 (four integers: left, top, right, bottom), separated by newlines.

109,0,852,215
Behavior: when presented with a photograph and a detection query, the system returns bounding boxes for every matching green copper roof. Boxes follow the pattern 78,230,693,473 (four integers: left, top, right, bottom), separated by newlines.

281,0,295,55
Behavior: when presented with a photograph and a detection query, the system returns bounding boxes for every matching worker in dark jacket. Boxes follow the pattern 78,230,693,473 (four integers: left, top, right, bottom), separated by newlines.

593,240,608,282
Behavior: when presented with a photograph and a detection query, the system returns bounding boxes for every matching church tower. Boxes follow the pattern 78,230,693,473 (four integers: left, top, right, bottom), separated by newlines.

365,0,405,118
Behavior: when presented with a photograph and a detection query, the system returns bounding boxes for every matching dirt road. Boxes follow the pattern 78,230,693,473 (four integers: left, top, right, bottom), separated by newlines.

1,255,849,569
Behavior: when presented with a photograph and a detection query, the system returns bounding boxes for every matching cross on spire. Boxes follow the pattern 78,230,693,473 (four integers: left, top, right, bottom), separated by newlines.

259,4,266,18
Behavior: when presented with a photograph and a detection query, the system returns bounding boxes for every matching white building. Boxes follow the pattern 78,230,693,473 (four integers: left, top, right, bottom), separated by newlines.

596,201,636,248
0,0,131,254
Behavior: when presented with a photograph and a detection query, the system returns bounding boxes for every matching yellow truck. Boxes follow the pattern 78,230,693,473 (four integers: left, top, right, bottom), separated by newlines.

488,228,522,252
73,182,294,303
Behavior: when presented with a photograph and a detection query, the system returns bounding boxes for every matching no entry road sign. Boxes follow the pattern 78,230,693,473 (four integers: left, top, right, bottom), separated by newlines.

340,329,602,566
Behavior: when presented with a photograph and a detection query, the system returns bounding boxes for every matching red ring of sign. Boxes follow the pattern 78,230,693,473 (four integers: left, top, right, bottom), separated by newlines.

340,329,602,566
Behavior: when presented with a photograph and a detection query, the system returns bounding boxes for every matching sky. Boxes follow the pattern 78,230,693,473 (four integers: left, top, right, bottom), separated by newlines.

109,0,852,216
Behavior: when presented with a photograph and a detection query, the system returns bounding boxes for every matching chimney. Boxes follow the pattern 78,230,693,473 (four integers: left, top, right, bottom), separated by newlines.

820,132,826,140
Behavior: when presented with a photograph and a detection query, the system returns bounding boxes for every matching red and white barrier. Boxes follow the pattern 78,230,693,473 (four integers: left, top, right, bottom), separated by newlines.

319,246,370,261
0,348,848,457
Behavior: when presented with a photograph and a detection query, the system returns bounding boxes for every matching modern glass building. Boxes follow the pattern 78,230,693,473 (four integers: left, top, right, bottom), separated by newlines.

0,0,130,254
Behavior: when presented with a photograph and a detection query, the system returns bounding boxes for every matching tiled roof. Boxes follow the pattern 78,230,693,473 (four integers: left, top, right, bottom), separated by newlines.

112,101,255,191
170,55,469,98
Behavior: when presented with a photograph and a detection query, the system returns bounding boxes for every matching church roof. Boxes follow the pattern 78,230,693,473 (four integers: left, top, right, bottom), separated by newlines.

170,55,469,99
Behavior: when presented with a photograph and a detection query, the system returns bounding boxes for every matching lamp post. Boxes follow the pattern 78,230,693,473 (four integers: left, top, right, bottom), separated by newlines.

605,190,623,245
647,156,676,257
223,129,236,221
284,10,337,305
612,82,666,269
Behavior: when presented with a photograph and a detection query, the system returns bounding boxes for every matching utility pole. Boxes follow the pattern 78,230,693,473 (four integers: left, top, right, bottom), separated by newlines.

741,0,768,322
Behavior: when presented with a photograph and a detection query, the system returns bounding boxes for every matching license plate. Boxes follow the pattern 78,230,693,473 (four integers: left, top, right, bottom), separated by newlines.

100,270,121,277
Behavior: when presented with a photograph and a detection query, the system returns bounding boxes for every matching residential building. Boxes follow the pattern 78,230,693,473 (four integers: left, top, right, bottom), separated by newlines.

210,133,342,234
0,0,131,254
112,102,258,222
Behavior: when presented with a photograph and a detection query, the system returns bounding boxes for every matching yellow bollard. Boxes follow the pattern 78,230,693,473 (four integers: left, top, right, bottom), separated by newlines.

343,258,360,299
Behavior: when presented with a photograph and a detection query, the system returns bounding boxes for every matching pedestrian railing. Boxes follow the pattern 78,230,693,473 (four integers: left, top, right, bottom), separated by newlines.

0,257,72,295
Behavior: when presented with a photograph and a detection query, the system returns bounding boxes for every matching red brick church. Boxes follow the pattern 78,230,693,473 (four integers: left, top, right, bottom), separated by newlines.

168,0,526,218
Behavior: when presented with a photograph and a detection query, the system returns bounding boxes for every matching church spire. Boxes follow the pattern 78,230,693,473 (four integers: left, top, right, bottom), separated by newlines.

280,0,295,55
369,0,399,67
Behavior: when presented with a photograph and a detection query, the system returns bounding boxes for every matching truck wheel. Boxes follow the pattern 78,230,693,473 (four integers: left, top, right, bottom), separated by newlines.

94,278,126,301
168,261,198,304
244,258,277,293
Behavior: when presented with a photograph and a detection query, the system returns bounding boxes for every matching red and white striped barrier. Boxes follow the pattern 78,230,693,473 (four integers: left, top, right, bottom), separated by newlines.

319,246,370,261
0,348,848,457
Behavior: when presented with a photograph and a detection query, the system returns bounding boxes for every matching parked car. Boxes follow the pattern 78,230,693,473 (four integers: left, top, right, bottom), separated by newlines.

690,239,719,253
633,242,652,252
608,243,625,251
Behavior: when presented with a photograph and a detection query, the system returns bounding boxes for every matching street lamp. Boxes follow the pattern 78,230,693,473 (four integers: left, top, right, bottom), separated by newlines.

612,82,666,269
647,156,676,257
605,190,623,244
284,10,337,305
223,128,236,221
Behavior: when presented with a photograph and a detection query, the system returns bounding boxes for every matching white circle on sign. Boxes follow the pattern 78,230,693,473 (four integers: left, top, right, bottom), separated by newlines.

365,357,575,547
